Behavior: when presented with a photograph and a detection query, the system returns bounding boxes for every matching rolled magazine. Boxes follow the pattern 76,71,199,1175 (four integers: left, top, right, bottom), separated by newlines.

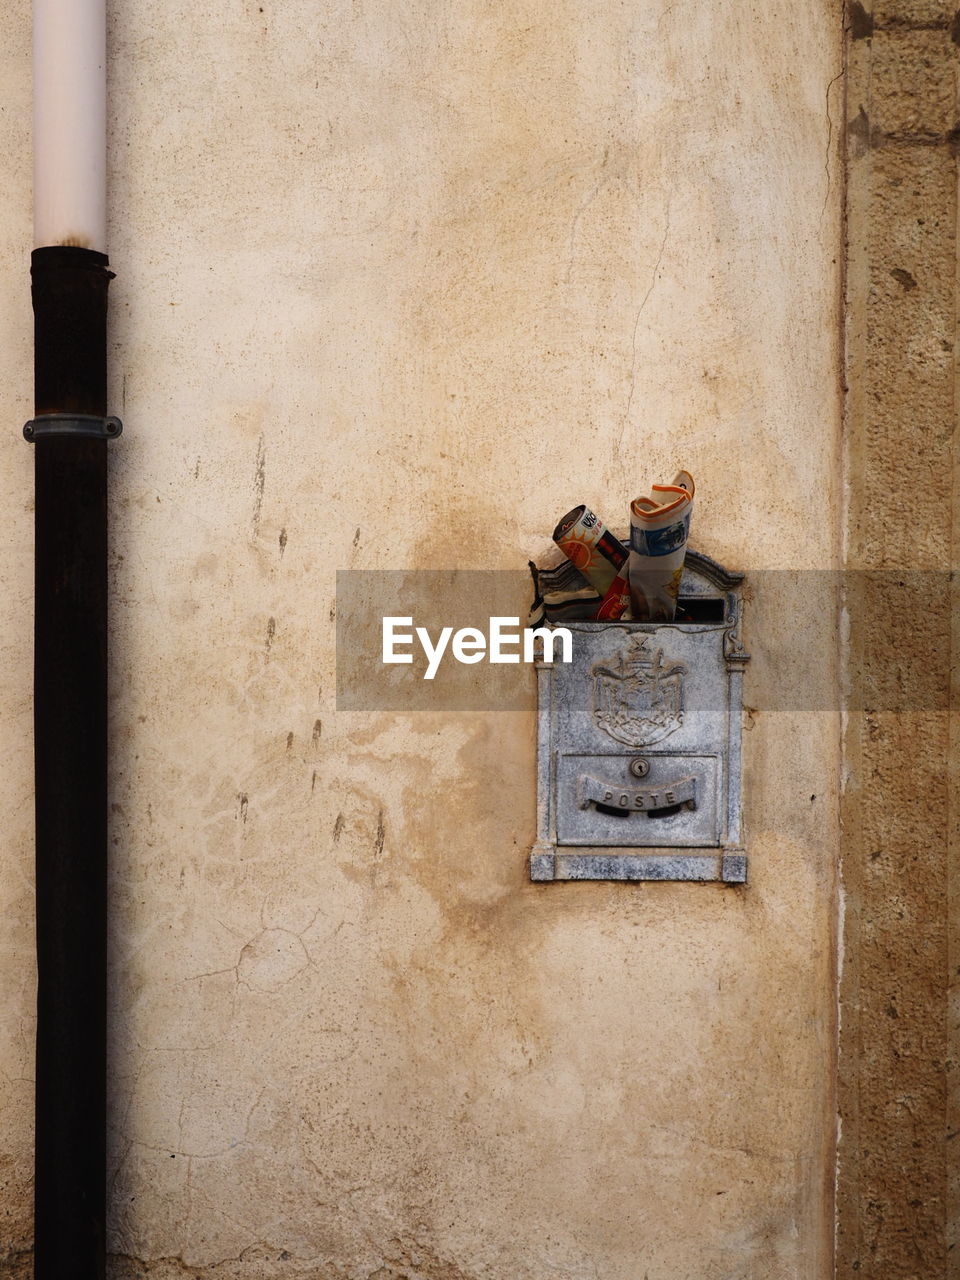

552,505,628,596
533,473,694,624
628,470,694,621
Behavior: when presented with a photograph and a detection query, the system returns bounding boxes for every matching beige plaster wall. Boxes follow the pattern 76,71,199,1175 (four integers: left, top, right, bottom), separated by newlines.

0,1,844,1276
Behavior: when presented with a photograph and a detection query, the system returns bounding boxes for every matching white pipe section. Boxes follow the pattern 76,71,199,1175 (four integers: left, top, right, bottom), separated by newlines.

33,0,107,252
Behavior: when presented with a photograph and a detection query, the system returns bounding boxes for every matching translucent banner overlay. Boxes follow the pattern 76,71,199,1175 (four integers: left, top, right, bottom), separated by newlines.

335,570,958,712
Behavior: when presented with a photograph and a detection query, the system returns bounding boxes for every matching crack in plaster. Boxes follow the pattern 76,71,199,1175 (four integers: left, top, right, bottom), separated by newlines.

564,150,610,284
618,199,671,460
822,68,844,223
108,1248,261,1277
107,1235,482,1280
128,1082,268,1162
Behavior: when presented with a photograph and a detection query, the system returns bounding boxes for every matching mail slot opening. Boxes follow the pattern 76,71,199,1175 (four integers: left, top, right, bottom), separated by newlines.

595,802,630,818
674,596,725,623
645,801,686,818
594,800,687,819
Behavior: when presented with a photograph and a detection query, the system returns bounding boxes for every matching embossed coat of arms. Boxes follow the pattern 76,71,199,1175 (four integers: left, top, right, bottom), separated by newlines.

591,636,685,747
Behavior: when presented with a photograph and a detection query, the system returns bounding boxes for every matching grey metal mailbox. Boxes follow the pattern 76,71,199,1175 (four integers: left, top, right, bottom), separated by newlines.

530,550,749,883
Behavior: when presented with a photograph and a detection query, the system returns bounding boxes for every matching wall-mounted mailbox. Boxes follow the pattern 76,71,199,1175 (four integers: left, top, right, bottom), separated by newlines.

530,550,749,883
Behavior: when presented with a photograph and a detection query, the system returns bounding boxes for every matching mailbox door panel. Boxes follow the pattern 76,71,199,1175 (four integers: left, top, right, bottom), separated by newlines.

552,623,729,758
556,752,721,847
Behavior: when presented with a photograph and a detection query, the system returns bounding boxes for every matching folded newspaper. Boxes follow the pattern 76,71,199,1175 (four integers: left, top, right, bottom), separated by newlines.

629,469,694,621
529,471,694,626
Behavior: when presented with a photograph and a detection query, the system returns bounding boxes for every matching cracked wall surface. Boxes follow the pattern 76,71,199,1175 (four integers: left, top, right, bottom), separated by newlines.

0,1,843,1276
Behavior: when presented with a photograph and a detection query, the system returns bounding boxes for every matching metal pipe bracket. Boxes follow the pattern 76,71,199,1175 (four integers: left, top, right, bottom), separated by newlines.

23,414,122,442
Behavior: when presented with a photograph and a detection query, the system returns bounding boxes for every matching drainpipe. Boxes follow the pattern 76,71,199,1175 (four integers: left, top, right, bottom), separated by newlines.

28,2,117,1276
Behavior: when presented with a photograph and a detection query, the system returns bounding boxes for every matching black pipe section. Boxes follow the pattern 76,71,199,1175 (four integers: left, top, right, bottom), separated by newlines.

32,244,113,1280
